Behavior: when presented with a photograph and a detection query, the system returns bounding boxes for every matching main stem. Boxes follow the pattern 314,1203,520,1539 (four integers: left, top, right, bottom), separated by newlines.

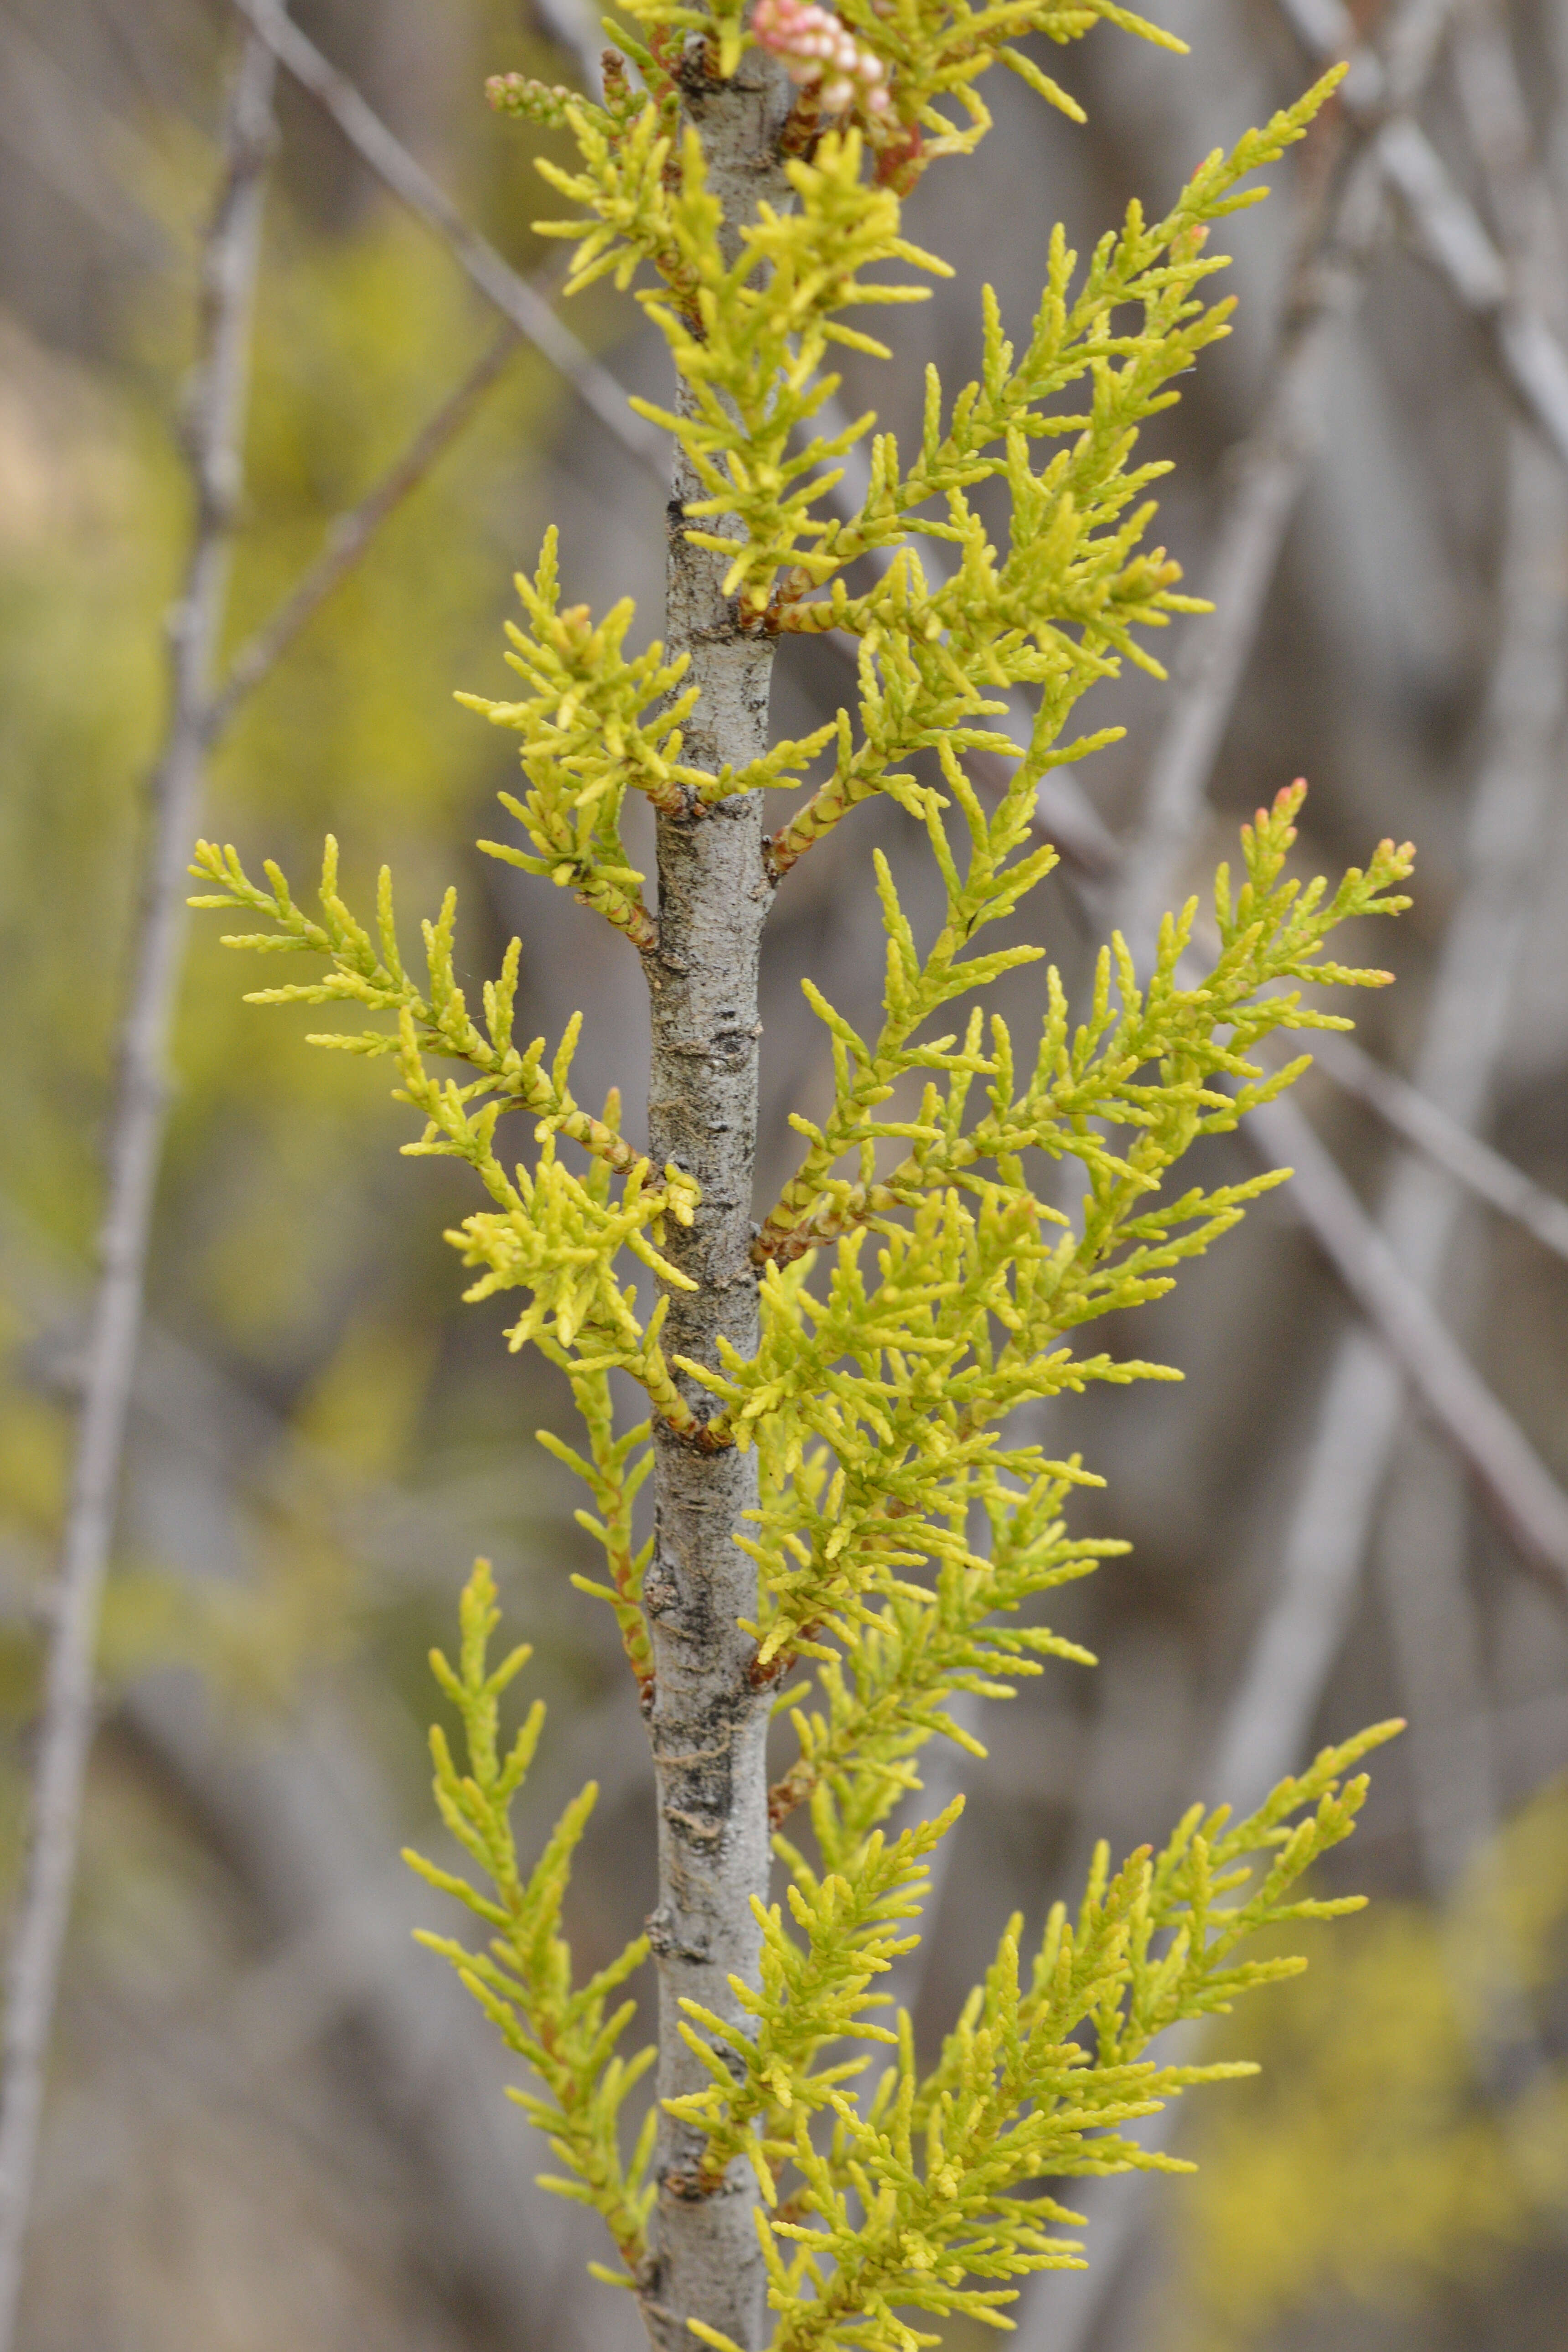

639,41,792,2352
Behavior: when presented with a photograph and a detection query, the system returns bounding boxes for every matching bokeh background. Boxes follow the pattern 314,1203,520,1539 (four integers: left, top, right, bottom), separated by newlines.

2,0,1567,2347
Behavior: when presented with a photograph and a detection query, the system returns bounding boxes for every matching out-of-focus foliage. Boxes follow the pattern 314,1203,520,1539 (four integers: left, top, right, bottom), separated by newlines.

1170,1780,1568,2352
0,176,569,1669
186,207,568,1353
0,39,641,2327
0,154,560,1261
0,317,171,1253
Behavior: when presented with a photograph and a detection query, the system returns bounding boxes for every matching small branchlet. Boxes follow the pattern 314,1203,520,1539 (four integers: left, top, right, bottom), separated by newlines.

669,1801,965,2199
539,1374,659,1698
687,1725,1400,2352
404,1561,657,2266
680,782,1411,1673
756,776,1411,1272
188,839,711,1436
764,1452,1112,1834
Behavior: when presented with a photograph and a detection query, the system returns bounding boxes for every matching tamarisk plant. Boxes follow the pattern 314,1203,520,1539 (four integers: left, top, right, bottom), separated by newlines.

190,7,1414,2351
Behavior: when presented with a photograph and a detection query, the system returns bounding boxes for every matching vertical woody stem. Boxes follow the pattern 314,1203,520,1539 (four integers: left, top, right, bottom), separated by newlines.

638,38,792,2352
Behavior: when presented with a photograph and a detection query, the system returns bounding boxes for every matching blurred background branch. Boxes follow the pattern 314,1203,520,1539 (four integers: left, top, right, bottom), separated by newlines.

0,27,278,2345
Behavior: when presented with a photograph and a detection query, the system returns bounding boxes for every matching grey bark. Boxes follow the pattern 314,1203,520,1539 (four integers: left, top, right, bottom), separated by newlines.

638,45,794,2352
0,33,278,2348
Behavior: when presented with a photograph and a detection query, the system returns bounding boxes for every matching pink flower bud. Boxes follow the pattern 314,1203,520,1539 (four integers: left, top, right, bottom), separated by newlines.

753,0,893,120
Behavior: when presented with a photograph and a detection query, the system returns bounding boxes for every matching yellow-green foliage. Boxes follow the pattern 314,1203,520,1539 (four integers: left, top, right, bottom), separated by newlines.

1168,1782,1568,2352
482,46,1345,880
675,1730,1392,2271
405,1562,657,2265
0,172,573,1743
414,1559,1398,2338
191,7,1415,2347
191,784,1410,1466
186,197,568,1350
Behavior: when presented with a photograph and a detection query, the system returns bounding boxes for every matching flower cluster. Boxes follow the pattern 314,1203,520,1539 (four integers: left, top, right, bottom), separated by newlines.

753,0,891,116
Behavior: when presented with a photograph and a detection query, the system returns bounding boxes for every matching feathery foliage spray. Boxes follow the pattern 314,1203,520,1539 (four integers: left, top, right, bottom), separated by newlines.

192,6,1413,2348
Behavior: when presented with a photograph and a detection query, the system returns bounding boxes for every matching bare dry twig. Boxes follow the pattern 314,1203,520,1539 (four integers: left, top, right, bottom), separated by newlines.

0,32,280,2345
1092,429,1568,2352
123,1681,567,2344
1223,0,1568,1789
1114,177,1379,954
1013,437,1568,2337
224,0,668,472
1116,0,1451,957
1313,1031,1568,1269
1275,0,1568,464
1097,0,1568,1623
1068,1,1568,1254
